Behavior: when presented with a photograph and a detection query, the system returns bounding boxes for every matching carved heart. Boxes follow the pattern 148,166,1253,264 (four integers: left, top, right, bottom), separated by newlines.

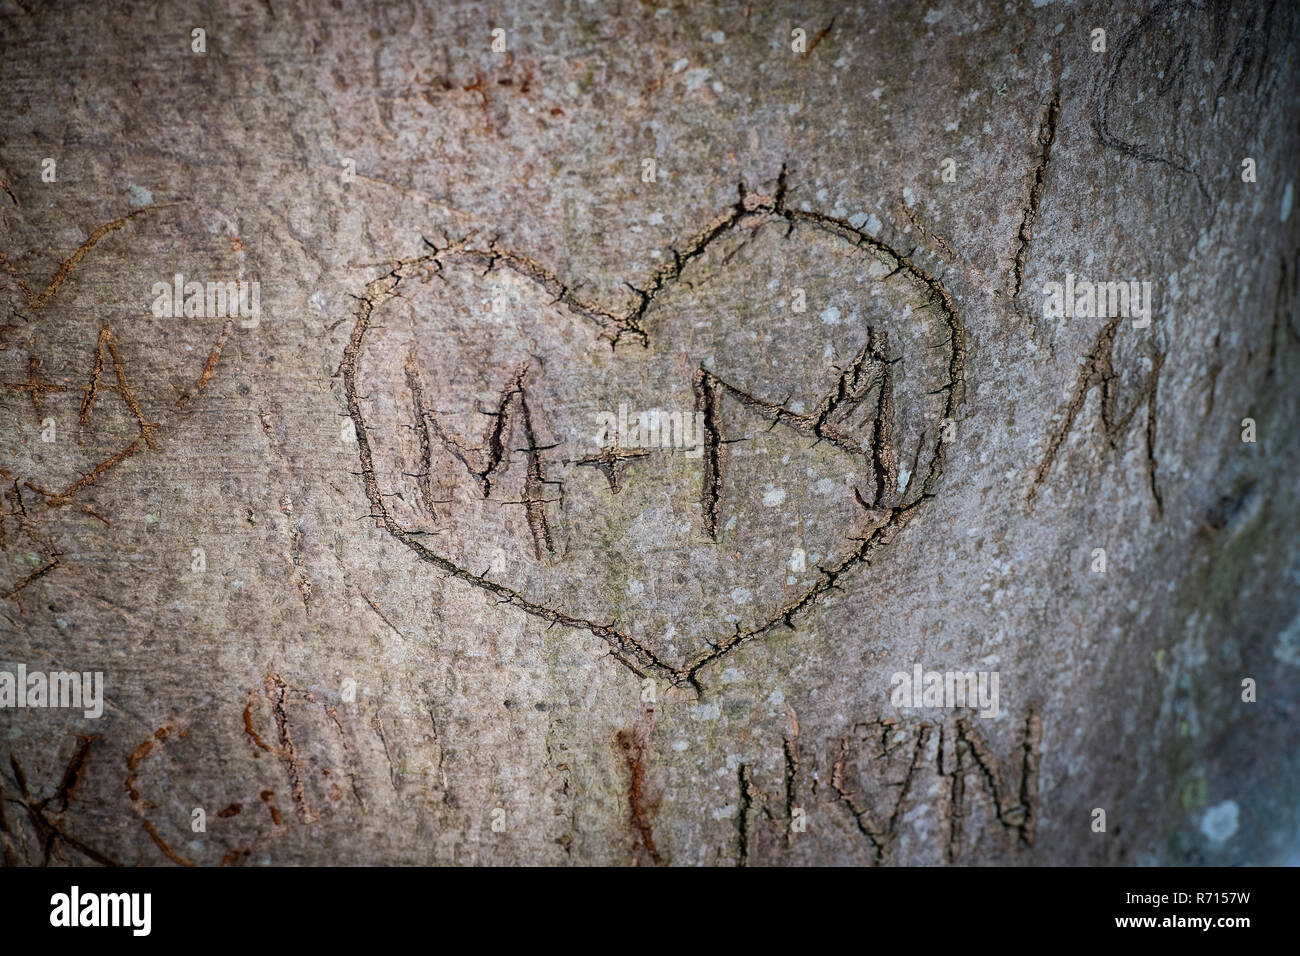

343,187,964,686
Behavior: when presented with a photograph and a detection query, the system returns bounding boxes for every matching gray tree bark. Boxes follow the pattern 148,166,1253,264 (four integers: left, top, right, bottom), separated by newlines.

0,0,1296,866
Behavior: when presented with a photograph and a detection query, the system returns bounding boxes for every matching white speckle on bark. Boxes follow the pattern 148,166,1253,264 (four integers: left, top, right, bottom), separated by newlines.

1201,800,1239,844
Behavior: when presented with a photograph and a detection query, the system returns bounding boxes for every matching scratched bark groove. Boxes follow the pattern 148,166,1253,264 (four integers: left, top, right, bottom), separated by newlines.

0,0,1297,866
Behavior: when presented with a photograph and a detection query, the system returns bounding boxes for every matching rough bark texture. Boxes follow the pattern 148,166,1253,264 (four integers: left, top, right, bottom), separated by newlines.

0,0,1297,866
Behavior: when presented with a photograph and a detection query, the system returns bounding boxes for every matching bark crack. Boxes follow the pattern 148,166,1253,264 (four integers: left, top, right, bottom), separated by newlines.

1010,87,1061,299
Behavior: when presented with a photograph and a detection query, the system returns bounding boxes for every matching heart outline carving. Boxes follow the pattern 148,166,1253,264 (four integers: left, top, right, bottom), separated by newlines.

341,178,965,688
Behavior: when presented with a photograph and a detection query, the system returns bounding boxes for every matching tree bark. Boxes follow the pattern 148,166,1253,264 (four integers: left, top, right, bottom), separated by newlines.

0,0,1297,866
